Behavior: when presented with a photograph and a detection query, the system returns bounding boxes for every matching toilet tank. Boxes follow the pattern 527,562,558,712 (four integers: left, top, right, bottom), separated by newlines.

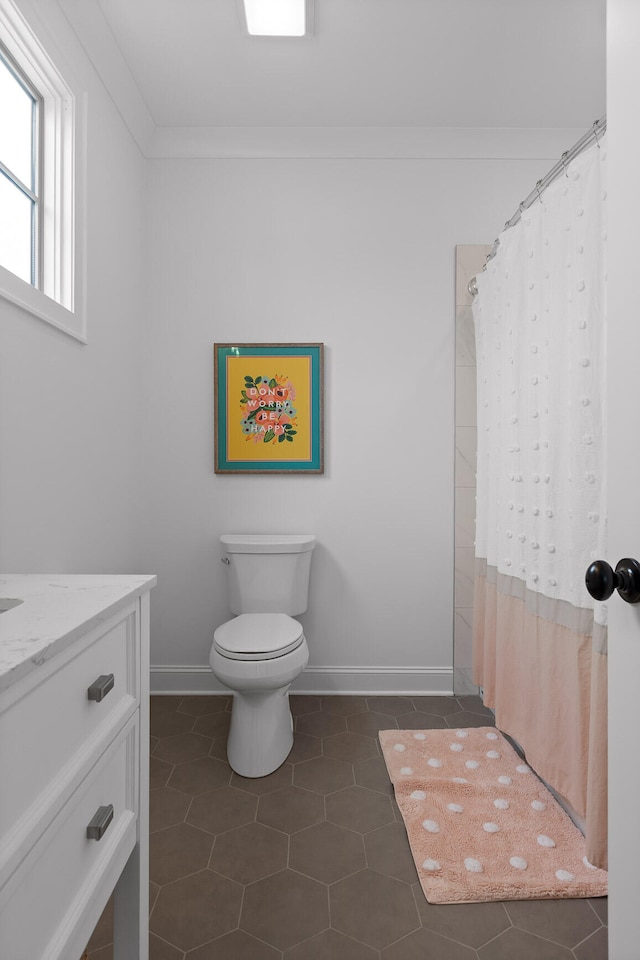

220,534,316,616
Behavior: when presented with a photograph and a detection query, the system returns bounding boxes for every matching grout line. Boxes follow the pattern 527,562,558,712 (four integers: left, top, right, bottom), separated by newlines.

206,833,217,870
572,926,606,953
148,930,186,958
236,882,246,937
585,896,608,927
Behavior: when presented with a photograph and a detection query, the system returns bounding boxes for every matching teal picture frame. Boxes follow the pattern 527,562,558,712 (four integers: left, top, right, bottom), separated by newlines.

214,343,324,474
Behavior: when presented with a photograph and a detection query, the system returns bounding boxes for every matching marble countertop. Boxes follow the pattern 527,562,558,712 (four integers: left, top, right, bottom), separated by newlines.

0,574,157,693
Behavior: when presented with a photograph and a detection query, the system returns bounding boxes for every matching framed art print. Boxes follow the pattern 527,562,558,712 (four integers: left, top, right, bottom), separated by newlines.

214,343,324,474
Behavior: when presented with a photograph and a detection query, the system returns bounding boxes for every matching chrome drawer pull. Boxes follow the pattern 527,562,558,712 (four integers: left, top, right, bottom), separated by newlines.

86,804,114,841
87,674,115,702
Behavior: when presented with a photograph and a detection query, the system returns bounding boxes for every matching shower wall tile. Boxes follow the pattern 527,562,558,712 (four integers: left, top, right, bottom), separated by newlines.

456,305,476,365
455,244,492,306
455,426,477,488
454,611,475,694
455,547,475,608
456,246,481,306
453,667,477,695
455,365,477,428
454,487,476,550
454,608,473,666
454,245,489,696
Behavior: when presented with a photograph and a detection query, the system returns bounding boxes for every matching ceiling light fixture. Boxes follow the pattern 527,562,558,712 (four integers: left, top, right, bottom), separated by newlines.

241,0,313,37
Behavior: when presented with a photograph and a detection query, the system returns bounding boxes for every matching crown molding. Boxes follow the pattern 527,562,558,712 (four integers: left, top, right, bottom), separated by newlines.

146,125,585,160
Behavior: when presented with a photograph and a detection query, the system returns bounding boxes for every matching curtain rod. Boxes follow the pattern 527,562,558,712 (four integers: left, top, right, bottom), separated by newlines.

468,115,606,296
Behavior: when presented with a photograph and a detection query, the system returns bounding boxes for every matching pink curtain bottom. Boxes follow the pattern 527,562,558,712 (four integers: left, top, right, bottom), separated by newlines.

473,571,607,869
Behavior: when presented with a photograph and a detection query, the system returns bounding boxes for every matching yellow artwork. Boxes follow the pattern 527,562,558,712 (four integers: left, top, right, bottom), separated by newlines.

214,344,324,474
226,354,312,462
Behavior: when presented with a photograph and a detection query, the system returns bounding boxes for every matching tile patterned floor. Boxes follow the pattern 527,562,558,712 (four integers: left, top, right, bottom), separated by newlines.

85,694,607,960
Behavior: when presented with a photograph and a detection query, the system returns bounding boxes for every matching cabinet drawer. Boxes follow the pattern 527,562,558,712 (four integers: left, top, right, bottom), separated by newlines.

0,714,138,960
0,607,138,866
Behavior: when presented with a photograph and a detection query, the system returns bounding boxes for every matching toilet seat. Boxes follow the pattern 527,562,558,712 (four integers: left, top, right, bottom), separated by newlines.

214,613,304,661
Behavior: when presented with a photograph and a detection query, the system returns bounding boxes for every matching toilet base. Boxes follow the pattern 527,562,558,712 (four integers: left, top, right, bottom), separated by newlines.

227,687,294,778
210,635,309,778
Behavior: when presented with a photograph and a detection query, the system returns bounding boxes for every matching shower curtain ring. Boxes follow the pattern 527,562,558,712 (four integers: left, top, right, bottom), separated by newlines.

560,151,569,177
535,180,544,204
592,121,601,148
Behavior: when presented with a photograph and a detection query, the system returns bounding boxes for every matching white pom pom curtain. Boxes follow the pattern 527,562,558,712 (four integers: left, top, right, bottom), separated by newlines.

472,137,608,868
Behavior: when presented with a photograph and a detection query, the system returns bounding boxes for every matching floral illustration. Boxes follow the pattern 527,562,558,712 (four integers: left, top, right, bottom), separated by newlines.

240,373,298,445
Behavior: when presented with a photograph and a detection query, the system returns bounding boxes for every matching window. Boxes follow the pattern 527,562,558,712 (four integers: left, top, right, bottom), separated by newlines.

0,0,86,341
0,44,41,287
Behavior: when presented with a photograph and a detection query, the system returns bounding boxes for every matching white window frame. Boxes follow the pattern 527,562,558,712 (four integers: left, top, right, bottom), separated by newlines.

0,42,42,287
0,0,86,342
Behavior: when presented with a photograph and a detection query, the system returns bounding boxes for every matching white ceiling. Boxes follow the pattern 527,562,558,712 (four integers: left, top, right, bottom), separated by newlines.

79,0,605,131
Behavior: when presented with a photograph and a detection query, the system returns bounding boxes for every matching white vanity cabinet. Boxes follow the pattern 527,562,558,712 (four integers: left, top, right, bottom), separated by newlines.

0,575,156,960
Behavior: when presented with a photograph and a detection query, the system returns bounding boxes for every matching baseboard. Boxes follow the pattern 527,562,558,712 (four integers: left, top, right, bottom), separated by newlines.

150,664,454,696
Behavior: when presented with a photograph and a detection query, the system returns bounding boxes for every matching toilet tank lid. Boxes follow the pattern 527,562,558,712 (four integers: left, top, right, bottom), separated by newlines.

220,534,316,554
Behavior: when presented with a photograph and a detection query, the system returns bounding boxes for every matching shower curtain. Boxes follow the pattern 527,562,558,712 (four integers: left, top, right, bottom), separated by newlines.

472,138,608,868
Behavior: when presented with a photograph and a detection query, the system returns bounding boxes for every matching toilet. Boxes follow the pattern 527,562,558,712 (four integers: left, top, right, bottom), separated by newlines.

210,533,316,778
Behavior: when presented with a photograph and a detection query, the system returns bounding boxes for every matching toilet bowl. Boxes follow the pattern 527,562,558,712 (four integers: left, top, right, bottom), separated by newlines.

210,613,309,778
209,533,316,778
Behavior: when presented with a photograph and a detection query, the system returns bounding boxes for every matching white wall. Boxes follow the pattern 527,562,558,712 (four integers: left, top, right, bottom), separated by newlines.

0,0,146,574
144,155,550,693
0,4,573,694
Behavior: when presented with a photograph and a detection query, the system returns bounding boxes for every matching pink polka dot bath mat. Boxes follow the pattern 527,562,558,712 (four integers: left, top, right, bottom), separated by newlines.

379,727,608,904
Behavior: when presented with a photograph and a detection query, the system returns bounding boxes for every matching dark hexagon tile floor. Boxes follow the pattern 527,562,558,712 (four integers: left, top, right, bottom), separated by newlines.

83,694,608,959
